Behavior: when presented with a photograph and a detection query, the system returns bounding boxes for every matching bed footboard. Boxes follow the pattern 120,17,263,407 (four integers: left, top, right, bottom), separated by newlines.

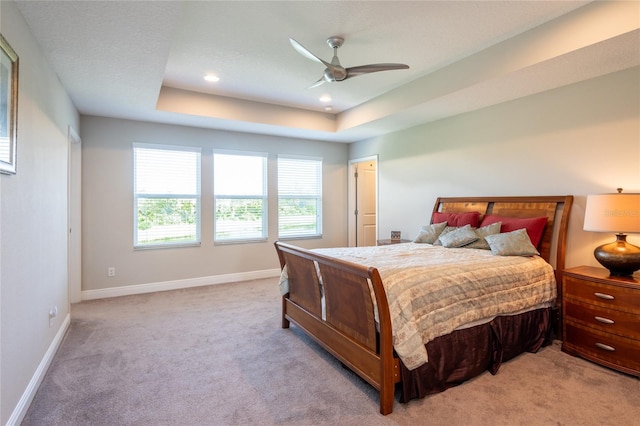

274,241,400,415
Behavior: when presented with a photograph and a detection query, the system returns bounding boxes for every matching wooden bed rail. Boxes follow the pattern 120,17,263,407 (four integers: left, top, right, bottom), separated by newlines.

274,241,400,415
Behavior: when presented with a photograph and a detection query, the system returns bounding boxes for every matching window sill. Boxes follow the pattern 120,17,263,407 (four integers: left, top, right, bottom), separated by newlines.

134,242,201,250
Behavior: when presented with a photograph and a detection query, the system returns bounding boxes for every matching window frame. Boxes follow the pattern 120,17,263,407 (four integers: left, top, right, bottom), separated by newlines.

133,143,202,249
213,150,268,244
277,154,323,239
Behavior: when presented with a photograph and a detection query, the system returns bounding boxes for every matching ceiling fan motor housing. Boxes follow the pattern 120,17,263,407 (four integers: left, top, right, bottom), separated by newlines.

325,67,346,82
326,36,344,49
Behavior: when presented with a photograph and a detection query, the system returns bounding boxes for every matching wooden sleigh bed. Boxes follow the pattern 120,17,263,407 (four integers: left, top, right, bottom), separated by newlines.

274,195,573,415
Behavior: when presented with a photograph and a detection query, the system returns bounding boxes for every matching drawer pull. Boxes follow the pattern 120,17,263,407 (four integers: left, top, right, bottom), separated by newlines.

594,292,615,300
595,342,616,352
594,316,615,325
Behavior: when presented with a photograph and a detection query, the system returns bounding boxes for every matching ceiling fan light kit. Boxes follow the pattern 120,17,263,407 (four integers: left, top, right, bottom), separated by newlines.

290,36,409,88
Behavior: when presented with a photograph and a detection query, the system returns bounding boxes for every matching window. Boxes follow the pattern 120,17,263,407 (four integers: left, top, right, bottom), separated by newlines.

133,144,201,248
278,156,322,238
213,151,267,242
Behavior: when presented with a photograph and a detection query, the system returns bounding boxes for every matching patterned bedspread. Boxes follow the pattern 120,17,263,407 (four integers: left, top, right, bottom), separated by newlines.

280,243,556,370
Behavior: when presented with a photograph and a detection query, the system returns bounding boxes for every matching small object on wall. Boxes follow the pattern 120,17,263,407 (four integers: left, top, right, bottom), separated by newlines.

390,231,401,241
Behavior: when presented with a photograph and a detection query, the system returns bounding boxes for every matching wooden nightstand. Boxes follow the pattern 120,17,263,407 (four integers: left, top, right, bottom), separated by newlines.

377,239,411,245
562,266,640,377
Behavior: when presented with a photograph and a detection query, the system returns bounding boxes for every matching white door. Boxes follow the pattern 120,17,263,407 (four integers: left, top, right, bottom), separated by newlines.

355,160,377,247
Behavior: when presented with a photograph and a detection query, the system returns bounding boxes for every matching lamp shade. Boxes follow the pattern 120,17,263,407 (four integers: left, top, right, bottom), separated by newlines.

583,193,640,233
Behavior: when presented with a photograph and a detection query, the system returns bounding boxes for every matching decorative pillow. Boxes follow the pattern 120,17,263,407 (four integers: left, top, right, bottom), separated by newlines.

480,215,548,247
485,228,540,256
438,224,479,248
414,221,448,244
463,221,501,250
433,226,457,246
432,211,481,228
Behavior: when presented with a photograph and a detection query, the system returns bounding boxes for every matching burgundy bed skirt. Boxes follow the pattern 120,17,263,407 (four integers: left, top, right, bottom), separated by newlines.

399,307,553,402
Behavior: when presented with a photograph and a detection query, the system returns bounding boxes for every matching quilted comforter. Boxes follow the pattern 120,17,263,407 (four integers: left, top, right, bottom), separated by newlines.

279,243,556,370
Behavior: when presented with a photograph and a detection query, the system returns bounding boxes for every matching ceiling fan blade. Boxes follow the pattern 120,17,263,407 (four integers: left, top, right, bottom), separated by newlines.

345,63,409,78
289,38,332,68
308,76,326,89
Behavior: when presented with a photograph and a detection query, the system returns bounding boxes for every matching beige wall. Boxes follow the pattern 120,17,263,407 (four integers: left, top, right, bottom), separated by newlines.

80,67,640,296
80,116,349,293
350,66,640,270
0,1,80,423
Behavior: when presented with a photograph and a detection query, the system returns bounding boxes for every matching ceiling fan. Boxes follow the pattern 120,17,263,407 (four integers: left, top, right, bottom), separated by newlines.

289,36,409,88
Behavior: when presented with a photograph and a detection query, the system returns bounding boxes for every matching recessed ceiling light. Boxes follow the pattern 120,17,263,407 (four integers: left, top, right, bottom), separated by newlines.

324,106,333,112
319,95,331,103
204,74,220,82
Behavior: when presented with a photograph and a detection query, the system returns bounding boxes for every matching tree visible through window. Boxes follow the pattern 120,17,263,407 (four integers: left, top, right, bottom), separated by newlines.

213,151,267,242
133,144,201,247
278,156,322,238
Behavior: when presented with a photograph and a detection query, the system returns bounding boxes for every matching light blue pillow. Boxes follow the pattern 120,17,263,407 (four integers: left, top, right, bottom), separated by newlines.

485,228,540,256
433,226,456,246
464,222,501,250
439,224,479,248
414,221,447,244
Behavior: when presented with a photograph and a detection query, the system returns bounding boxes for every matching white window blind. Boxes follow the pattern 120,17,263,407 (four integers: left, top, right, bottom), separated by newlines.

278,156,322,238
133,144,201,247
214,151,267,242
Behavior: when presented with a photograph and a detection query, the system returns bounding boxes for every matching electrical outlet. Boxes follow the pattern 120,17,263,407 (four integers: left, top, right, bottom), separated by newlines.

108,267,116,277
49,305,58,327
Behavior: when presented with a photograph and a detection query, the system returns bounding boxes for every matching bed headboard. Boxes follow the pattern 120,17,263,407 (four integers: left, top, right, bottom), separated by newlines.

432,195,573,272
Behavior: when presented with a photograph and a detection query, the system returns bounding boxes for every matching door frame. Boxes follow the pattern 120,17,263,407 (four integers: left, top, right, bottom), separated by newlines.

348,155,378,247
67,126,82,303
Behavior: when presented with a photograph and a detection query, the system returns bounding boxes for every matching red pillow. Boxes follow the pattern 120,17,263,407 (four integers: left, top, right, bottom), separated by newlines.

432,211,481,227
480,215,548,247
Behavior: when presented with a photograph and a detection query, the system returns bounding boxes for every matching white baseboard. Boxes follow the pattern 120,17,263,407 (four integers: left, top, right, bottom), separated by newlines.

81,268,282,301
7,313,71,426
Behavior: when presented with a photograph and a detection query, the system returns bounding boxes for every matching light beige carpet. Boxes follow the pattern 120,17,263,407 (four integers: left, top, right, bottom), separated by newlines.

23,277,640,425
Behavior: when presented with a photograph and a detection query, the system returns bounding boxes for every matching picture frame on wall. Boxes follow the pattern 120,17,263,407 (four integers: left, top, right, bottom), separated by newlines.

0,33,18,174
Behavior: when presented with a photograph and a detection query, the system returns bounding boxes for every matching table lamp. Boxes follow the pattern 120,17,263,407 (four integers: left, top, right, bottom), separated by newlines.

583,188,640,276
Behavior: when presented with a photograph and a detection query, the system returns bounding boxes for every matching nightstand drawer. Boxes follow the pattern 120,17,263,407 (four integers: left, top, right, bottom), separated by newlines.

564,276,640,314
564,300,640,340
564,322,640,375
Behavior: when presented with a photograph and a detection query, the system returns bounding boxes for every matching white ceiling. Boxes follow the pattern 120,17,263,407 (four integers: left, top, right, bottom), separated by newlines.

14,1,640,143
